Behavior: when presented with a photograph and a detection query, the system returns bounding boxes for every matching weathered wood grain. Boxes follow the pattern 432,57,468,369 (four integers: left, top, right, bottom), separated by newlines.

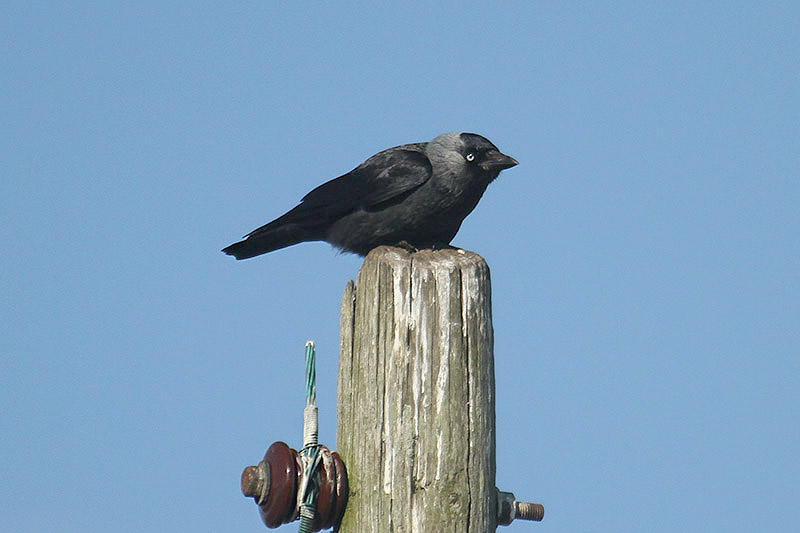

337,246,496,532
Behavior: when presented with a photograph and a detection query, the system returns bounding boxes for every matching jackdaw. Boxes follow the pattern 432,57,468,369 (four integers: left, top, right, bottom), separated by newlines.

222,132,517,259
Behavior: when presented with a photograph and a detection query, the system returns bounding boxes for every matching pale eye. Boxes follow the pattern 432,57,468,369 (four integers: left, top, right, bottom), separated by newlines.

465,153,475,162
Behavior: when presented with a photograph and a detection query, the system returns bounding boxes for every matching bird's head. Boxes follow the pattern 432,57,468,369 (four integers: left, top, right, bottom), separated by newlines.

428,132,518,182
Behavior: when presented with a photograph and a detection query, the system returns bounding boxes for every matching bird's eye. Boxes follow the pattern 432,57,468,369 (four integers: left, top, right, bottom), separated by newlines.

465,153,475,162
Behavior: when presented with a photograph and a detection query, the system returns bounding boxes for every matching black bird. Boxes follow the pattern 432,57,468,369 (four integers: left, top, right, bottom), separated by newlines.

222,132,518,259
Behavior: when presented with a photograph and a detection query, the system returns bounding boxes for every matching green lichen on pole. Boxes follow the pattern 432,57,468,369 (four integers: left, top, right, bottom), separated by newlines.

337,246,497,532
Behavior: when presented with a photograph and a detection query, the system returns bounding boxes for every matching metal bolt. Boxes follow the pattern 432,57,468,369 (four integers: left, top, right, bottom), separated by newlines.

515,500,545,521
496,489,544,526
241,461,271,505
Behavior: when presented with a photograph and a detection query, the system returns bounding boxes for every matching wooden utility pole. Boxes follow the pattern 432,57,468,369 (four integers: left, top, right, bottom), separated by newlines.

337,246,496,532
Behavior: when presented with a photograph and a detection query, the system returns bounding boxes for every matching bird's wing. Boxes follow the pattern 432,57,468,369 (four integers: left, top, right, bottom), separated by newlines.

356,146,432,209
300,145,432,215
242,146,432,240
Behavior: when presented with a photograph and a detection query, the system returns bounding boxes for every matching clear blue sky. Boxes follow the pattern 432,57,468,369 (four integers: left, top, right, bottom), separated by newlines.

2,2,798,532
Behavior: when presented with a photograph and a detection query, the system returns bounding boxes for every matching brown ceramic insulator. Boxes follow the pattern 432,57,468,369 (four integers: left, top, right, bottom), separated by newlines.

314,446,337,530
243,442,349,531
331,450,349,527
259,442,298,528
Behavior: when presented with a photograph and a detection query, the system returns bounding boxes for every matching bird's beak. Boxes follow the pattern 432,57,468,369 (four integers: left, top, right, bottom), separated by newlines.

480,150,519,172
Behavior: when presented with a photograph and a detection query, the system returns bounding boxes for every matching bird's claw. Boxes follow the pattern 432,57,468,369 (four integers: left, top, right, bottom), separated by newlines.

395,241,420,254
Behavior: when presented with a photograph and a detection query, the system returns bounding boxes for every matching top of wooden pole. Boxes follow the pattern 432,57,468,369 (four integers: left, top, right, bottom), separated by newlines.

361,245,489,269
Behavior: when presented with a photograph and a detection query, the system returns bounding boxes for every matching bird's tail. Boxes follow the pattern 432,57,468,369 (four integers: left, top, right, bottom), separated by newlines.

222,224,320,260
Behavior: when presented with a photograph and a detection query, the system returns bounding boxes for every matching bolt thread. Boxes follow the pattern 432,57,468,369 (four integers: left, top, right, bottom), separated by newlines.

515,501,544,521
